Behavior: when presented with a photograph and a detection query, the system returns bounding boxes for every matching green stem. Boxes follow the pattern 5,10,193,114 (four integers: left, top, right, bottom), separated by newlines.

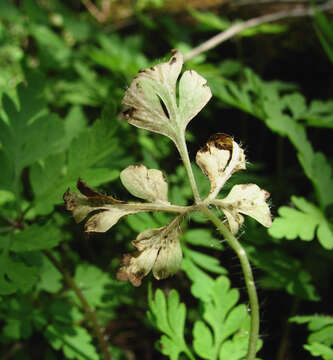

44,251,111,360
199,207,260,360
176,134,201,203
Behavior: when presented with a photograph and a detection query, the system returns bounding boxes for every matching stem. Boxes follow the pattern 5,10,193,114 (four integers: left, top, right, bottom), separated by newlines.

44,251,111,360
176,134,201,203
199,207,260,360
184,1,333,62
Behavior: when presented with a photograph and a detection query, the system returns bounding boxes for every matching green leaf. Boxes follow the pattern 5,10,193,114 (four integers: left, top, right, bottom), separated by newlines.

246,245,319,301
314,8,333,64
304,343,333,359
301,99,333,128
192,276,261,360
1,223,62,252
290,315,333,359
30,106,119,215
184,248,227,274
36,253,63,293
0,252,39,295
181,256,215,301
147,287,194,360
192,321,215,359
269,196,333,249
0,74,65,190
68,264,111,309
1,296,45,341
90,33,149,79
45,324,98,360
183,228,223,249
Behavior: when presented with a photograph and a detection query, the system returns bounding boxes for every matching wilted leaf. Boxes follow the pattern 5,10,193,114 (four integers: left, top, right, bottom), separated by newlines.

215,184,272,234
64,179,140,233
117,216,183,286
121,50,211,146
120,164,169,203
196,134,246,198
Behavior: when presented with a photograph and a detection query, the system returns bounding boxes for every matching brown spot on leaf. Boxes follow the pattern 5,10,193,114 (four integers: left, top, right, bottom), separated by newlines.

77,178,103,197
169,56,177,65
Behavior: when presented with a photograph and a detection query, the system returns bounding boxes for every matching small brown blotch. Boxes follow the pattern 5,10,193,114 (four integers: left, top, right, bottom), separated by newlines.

169,56,177,65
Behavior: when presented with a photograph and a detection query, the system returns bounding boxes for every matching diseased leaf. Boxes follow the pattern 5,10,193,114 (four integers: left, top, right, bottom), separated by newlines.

120,164,169,203
215,183,272,234
122,50,211,146
64,179,139,233
117,216,183,286
196,134,246,198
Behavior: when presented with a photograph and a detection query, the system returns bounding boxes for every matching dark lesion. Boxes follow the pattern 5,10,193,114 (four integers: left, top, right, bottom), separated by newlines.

158,96,170,119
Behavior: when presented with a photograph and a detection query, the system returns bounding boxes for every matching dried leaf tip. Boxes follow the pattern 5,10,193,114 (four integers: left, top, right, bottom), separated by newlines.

117,216,183,286
63,179,138,233
196,134,246,198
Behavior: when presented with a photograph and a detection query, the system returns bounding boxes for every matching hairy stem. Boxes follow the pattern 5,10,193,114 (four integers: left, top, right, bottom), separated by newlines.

199,207,260,360
176,134,201,203
44,250,111,360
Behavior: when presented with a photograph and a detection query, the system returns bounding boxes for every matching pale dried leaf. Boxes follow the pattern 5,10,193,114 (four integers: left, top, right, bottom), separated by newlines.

196,134,246,197
117,216,183,286
64,179,140,233
216,184,272,234
121,50,211,145
120,164,169,203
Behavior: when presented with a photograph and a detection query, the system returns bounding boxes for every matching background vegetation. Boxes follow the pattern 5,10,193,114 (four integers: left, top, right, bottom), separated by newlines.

1,0,333,359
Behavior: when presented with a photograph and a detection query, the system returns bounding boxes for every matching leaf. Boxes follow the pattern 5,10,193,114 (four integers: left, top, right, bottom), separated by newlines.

314,8,333,64
192,276,261,360
184,248,227,275
68,264,111,309
196,134,246,198
36,254,62,294
90,33,149,78
290,315,333,359
193,321,215,359
215,183,272,234
30,105,120,215
147,287,194,360
1,296,44,341
210,67,333,208
182,228,223,250
246,245,320,301
45,324,98,360
269,196,333,250
304,343,333,360
120,164,169,203
0,251,39,295
181,257,215,301
1,223,62,252
121,50,211,146
303,100,333,128
117,216,183,286
63,180,138,233
0,74,65,189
